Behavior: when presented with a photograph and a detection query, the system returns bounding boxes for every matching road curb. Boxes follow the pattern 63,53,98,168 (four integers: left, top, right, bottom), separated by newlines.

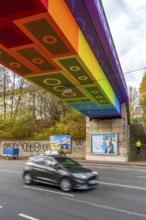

76,160,146,168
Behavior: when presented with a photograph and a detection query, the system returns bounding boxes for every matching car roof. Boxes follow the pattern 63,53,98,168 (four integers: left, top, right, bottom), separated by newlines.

29,155,66,160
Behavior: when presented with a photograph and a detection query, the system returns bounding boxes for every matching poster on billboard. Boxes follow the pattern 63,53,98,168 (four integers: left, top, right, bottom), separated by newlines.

50,135,71,153
91,133,118,155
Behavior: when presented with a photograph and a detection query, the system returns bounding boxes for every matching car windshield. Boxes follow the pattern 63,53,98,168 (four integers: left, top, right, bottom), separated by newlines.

55,157,81,168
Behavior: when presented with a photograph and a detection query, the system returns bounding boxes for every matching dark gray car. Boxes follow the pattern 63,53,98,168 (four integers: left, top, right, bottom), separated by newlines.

23,156,98,192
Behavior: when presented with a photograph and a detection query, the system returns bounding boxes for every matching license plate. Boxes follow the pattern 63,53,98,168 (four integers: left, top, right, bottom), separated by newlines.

88,180,97,184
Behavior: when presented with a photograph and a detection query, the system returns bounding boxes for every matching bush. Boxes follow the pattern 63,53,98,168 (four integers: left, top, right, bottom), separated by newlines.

0,131,14,139
12,116,34,139
32,130,50,140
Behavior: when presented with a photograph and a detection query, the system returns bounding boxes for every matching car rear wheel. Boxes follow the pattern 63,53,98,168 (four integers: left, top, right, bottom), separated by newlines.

24,172,33,185
60,178,72,192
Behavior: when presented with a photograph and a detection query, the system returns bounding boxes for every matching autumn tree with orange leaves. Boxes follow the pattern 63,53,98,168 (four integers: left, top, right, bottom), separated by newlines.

139,72,146,113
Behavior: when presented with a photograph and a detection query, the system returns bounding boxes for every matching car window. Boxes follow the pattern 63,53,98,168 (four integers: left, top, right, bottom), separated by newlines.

44,158,58,167
31,157,45,165
55,157,80,168
44,159,52,166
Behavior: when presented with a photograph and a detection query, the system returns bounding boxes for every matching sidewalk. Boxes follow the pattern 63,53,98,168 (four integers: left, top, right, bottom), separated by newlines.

1,156,146,168
76,159,146,168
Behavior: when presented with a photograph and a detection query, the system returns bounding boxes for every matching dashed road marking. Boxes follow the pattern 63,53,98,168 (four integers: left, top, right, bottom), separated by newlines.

98,181,146,190
18,213,39,220
137,176,146,179
0,169,21,173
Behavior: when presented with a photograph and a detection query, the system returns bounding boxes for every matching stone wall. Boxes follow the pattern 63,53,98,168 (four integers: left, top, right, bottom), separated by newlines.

86,103,129,162
0,140,85,159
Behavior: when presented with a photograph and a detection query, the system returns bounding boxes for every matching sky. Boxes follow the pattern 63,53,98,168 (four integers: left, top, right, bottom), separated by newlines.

101,0,146,89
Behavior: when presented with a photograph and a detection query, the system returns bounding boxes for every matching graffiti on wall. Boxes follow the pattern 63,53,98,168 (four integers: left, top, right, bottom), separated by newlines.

2,141,50,153
73,146,84,153
72,140,85,154
21,142,50,152
0,140,86,158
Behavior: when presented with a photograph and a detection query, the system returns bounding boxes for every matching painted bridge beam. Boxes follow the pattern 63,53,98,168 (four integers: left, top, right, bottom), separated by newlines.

0,0,128,119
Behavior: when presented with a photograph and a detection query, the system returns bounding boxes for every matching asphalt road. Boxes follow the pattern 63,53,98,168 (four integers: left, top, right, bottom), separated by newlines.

0,160,146,220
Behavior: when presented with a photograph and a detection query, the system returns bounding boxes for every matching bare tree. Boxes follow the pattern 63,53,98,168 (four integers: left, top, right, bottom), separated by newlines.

33,89,70,126
0,66,12,119
0,66,70,128
128,86,139,120
12,77,26,121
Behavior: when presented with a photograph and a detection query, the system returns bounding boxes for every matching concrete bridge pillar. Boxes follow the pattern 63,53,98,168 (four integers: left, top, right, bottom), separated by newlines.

86,103,129,162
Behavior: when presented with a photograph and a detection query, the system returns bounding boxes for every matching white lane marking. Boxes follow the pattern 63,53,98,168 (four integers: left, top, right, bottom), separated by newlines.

0,206,3,208
63,197,146,218
84,165,146,171
137,176,146,179
98,181,146,190
110,168,129,171
18,213,39,220
0,169,21,173
87,167,133,172
137,170,146,173
24,185,74,197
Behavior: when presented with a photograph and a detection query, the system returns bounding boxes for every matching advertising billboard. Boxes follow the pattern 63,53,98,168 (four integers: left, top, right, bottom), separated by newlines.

91,133,118,155
50,135,71,153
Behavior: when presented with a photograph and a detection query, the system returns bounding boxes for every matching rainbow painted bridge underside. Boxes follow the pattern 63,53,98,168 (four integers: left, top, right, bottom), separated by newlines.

0,0,128,118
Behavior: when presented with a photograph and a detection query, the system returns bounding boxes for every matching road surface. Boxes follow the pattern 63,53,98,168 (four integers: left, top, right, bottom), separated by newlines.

0,160,146,220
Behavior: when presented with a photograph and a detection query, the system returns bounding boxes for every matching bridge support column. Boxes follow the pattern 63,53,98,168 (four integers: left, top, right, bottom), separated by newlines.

86,103,129,162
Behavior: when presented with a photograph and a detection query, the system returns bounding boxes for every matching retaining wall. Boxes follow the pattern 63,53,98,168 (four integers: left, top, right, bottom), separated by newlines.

0,140,85,159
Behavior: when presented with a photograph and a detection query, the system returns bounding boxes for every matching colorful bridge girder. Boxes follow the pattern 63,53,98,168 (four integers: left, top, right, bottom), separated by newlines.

0,0,128,119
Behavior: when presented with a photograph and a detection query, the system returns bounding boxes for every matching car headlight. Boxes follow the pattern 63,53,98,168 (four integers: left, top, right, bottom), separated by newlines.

72,173,87,179
92,171,98,175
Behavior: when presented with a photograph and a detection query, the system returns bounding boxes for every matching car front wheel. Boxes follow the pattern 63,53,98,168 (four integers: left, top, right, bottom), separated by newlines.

24,172,33,185
60,178,72,192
